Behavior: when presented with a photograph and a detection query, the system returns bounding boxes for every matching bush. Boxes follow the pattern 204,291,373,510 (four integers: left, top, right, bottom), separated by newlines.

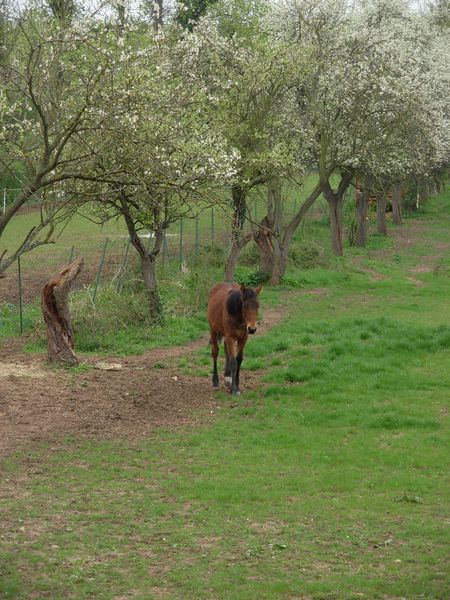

239,242,260,268
70,285,152,349
289,241,327,270
235,269,269,287
197,242,227,268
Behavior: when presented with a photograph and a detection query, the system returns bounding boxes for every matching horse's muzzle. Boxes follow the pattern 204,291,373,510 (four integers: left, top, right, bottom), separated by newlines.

247,326,257,335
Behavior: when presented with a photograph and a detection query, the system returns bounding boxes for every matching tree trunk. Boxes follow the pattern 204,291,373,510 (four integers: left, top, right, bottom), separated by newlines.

224,185,249,282
41,258,83,366
119,191,163,322
391,183,402,225
253,181,322,283
254,181,278,277
140,250,162,321
355,184,369,247
376,192,388,236
322,182,344,255
270,240,288,286
328,195,343,255
321,173,352,256
282,182,322,248
152,0,163,33
224,232,253,282
254,216,274,275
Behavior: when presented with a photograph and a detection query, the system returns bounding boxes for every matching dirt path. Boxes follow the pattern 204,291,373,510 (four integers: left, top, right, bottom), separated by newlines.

0,303,290,458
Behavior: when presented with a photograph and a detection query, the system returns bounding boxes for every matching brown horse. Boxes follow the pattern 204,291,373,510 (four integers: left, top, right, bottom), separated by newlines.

207,282,262,395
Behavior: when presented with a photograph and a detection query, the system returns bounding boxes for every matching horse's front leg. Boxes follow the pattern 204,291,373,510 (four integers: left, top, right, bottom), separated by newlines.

225,337,240,395
210,330,220,388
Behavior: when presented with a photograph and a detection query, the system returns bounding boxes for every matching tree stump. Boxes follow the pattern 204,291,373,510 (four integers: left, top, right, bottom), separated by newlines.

41,258,84,366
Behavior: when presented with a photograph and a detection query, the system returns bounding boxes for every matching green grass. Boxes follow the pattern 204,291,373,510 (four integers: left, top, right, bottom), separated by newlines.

1,189,450,599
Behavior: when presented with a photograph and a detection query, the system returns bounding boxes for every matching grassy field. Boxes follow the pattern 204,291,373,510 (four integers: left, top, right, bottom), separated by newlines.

0,189,449,599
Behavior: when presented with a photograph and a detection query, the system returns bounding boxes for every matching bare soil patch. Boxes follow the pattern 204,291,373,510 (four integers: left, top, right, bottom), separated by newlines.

0,252,124,305
0,304,289,458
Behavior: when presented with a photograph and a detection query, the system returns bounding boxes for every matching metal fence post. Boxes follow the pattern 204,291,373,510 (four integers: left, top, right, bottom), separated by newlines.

195,213,199,257
179,218,183,271
117,238,131,294
18,255,23,334
92,237,109,304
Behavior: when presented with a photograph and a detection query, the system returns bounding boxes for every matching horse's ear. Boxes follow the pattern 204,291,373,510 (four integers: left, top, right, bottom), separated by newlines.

254,284,263,296
240,284,246,295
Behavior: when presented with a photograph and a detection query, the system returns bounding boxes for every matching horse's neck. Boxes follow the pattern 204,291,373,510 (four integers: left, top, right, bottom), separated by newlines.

226,291,244,325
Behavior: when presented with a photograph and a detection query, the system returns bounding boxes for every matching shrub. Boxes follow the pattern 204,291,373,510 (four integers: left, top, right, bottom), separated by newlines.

235,269,269,287
289,241,326,270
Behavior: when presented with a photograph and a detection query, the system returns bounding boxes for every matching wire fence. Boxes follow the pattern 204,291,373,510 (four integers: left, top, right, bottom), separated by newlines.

0,181,351,335
0,205,235,331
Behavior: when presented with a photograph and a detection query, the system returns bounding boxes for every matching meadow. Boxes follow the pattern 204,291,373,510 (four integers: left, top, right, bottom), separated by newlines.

0,188,449,599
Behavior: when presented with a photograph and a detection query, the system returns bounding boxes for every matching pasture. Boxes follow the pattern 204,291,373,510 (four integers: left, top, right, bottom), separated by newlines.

1,189,450,599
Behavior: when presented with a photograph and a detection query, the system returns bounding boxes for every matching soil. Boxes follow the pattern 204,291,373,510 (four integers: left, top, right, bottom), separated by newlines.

0,304,289,458
0,252,125,305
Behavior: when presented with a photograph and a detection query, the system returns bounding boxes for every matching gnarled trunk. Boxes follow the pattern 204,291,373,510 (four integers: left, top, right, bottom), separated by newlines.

254,216,274,275
269,240,288,286
41,258,83,365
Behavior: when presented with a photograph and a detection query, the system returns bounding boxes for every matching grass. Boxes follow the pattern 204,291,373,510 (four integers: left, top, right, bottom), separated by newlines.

1,188,450,598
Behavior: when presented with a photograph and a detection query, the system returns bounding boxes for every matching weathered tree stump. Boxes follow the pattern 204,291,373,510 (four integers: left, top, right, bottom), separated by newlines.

41,258,84,366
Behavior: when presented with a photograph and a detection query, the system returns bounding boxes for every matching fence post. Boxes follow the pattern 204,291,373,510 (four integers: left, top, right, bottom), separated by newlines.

195,213,199,257
18,255,23,334
68,246,75,263
179,218,183,271
211,207,215,242
92,237,109,304
117,238,131,294
2,190,6,215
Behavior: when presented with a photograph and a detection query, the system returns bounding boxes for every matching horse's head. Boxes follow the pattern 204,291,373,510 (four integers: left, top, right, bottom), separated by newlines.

240,284,262,334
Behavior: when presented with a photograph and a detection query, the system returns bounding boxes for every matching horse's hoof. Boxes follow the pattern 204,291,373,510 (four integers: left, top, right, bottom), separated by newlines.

212,384,219,389
231,390,241,396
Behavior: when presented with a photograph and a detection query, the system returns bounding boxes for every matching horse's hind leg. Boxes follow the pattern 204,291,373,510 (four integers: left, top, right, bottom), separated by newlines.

210,330,220,388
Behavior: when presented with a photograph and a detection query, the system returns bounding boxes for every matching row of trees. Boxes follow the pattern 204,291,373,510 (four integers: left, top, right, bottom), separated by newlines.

1,0,449,319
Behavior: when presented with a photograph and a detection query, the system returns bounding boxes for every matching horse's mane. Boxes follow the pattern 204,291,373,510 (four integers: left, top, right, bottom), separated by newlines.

226,288,257,318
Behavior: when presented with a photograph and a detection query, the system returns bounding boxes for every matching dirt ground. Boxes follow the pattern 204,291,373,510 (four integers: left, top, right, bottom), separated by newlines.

0,253,125,305
0,305,289,458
